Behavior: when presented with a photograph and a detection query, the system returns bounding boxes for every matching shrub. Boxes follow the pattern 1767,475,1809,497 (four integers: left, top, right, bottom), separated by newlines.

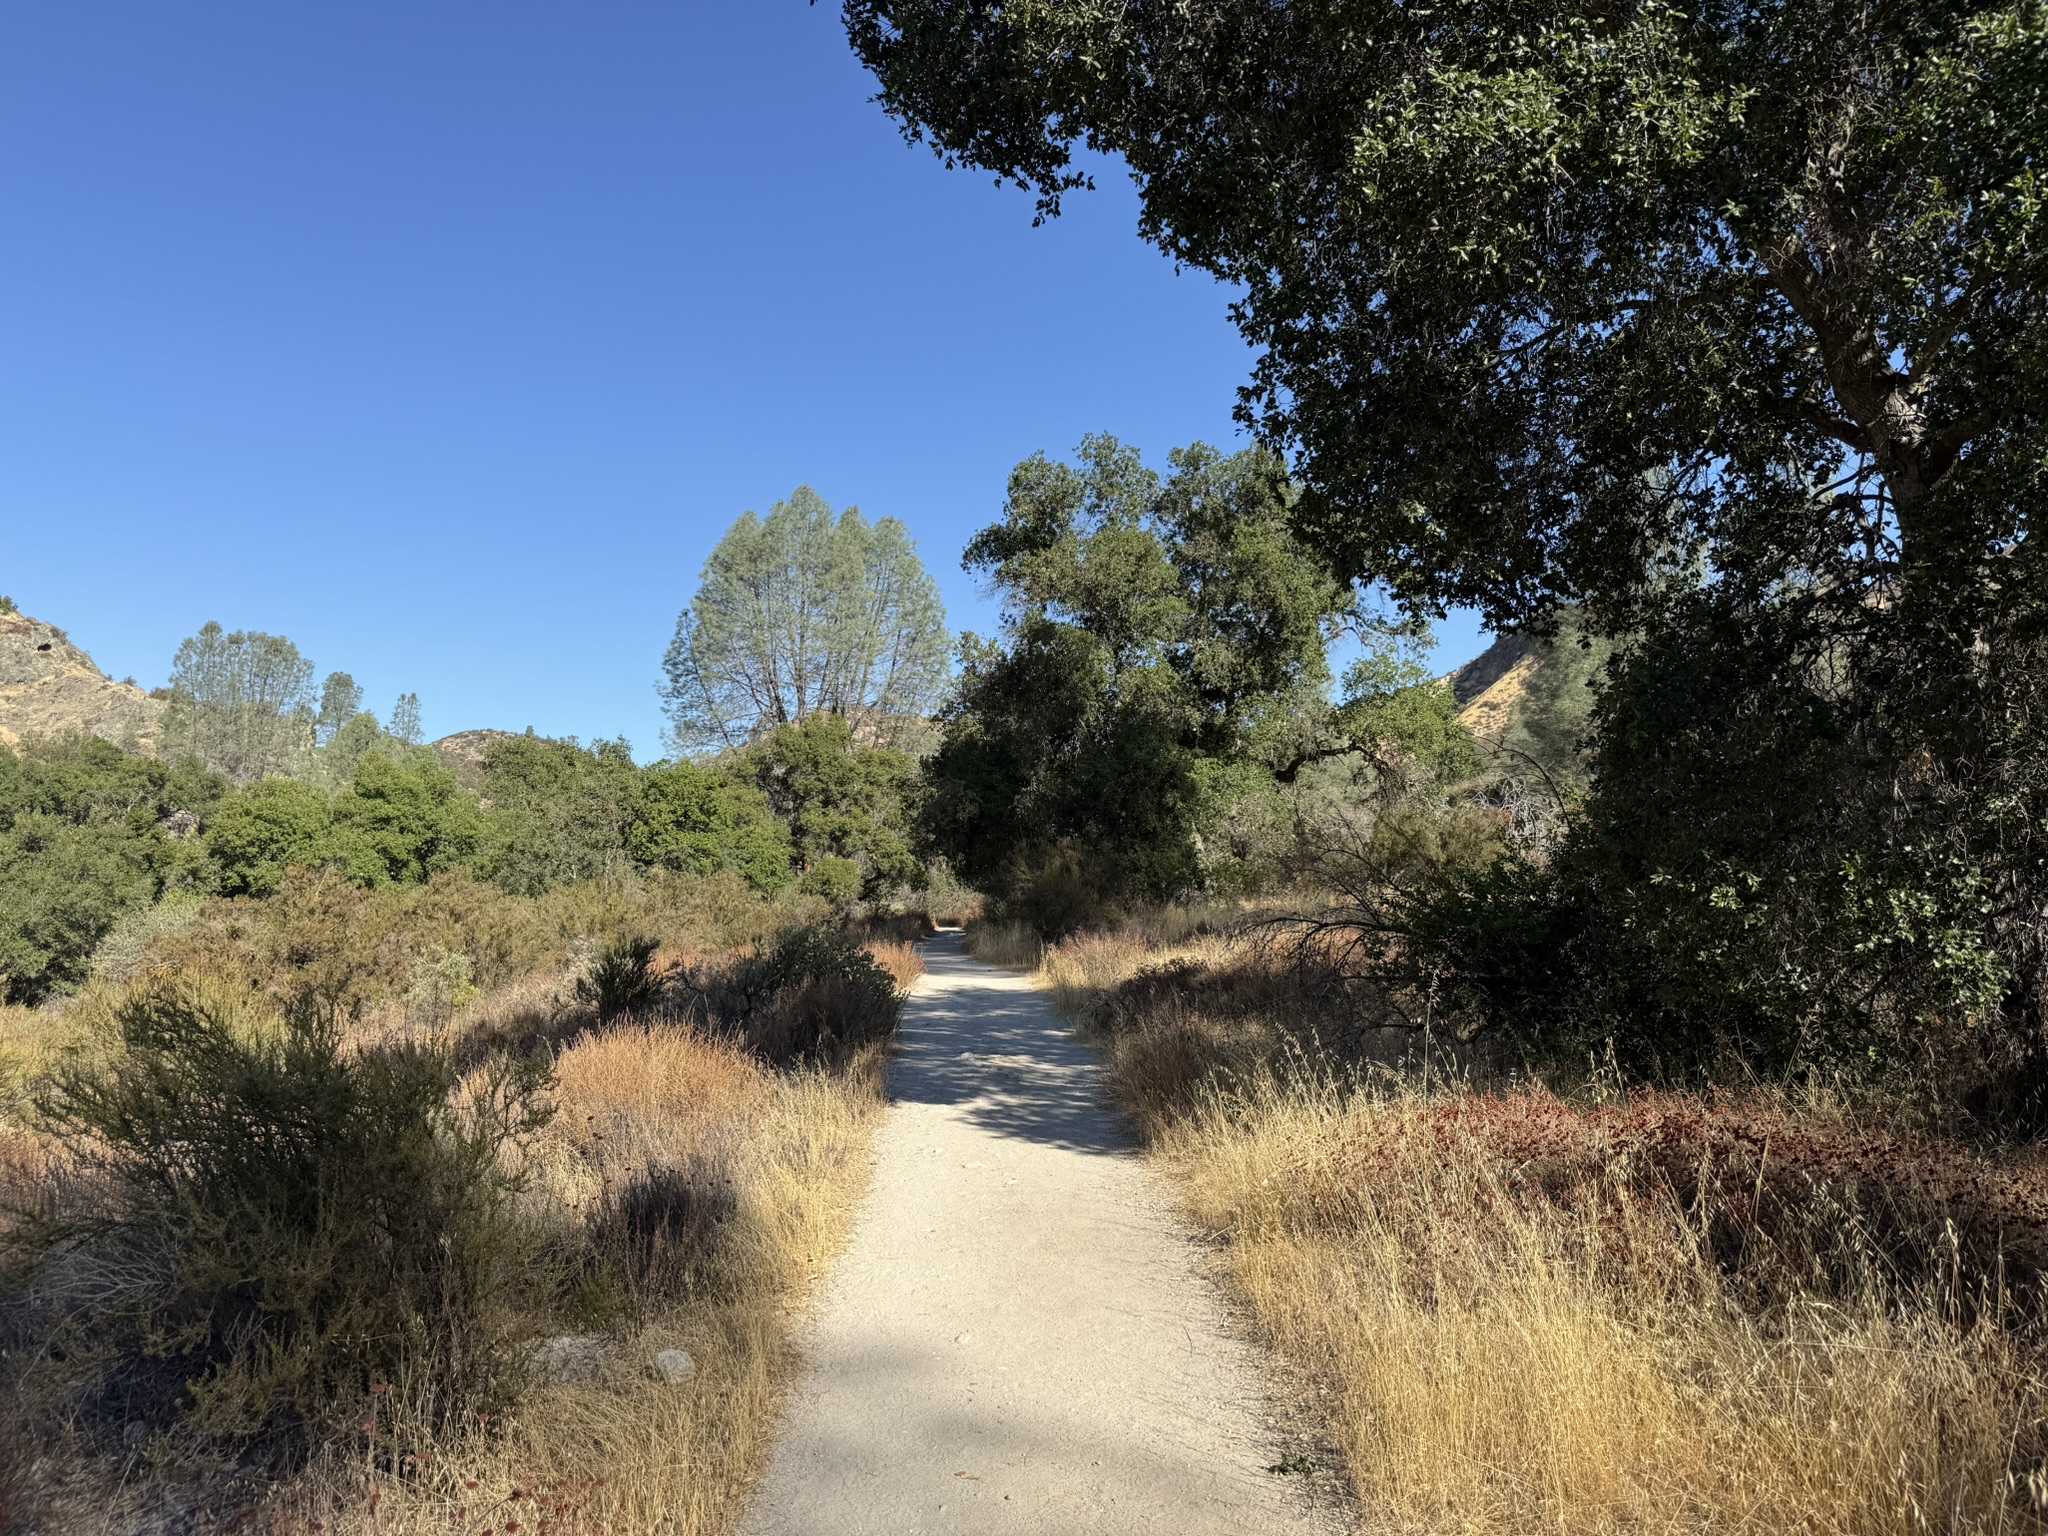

797,855,862,907
206,777,334,897
575,933,664,1022
628,761,794,894
26,987,555,1449
999,841,1116,939
686,925,901,1067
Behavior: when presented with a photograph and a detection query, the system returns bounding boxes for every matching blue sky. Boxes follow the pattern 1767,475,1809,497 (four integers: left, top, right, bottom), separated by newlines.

1,3,1488,757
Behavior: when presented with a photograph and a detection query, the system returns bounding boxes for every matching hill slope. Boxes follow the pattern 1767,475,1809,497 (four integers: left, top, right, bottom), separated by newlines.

1446,625,1611,779
0,609,163,754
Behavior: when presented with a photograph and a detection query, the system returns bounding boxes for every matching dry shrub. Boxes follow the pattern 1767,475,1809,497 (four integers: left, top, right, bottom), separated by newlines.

10,986,557,1459
118,868,796,1033
681,927,903,1068
272,1035,885,1536
862,938,925,995
3,867,904,1535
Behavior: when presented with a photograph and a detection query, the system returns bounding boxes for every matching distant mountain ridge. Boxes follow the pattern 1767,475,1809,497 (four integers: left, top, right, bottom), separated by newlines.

0,608,164,754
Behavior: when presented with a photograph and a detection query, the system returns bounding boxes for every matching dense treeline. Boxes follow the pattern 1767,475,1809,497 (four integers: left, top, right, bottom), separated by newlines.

0,723,924,1004
0,511,949,1004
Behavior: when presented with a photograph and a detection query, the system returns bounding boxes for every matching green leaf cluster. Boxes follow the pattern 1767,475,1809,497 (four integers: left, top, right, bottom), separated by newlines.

0,737,223,1001
662,487,949,754
926,435,1470,923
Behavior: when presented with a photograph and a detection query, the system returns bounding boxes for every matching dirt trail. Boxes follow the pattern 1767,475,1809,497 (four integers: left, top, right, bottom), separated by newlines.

738,932,1340,1535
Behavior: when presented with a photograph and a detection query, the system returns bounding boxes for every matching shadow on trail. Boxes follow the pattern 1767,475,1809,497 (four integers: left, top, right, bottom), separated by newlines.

887,934,1135,1156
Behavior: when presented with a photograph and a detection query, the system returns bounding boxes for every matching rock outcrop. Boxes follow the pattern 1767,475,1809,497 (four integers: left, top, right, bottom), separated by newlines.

430,728,524,789
0,609,164,754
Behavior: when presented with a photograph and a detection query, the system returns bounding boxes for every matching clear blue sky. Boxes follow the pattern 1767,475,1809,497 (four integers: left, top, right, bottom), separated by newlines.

1,2,1488,758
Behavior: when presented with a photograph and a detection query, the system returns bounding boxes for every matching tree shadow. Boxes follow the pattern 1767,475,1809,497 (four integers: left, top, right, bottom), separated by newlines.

886,935,1134,1156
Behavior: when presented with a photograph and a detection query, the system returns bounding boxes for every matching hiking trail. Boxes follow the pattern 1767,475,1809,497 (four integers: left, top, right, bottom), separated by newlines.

738,931,1341,1535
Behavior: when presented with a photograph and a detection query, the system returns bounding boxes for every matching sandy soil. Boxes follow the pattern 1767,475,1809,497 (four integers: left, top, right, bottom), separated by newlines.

738,932,1343,1536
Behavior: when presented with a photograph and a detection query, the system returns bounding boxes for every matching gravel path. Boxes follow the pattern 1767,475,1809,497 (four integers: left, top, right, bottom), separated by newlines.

738,932,1340,1536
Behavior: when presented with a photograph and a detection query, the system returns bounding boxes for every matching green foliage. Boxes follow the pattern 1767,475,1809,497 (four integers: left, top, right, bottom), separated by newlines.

387,691,423,747
0,738,222,1002
797,855,863,907
0,596,16,615
330,753,481,887
475,734,642,895
845,0,2047,631
1399,581,2048,1117
314,672,363,748
1336,646,1480,787
662,487,950,754
687,924,901,1066
741,713,921,898
160,622,317,785
206,777,333,898
849,0,2048,1122
29,987,554,1443
575,933,664,1022
629,760,793,893
925,435,1464,921
306,709,393,787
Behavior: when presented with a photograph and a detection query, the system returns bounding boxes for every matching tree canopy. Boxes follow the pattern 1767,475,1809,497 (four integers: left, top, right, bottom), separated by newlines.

161,623,318,784
847,0,2048,1111
661,488,950,754
926,436,1469,921
844,0,2046,625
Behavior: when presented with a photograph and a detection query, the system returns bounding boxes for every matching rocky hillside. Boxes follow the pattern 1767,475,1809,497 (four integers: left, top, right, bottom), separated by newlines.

1446,633,1541,742
0,608,164,754
1446,624,1611,779
430,728,522,790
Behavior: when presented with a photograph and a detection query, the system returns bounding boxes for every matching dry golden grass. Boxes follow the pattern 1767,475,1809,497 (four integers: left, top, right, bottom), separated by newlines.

963,919,1044,970
262,1028,885,1536
1046,916,2048,1536
1151,1076,2046,1534
862,938,926,996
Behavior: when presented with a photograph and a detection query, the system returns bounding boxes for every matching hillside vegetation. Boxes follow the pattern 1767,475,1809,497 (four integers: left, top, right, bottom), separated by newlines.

0,530,964,1532
0,865,924,1534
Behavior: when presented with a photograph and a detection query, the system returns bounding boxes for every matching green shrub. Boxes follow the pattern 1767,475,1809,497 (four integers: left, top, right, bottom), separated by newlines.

686,925,900,1066
475,734,643,896
0,737,222,1002
205,777,334,897
27,987,554,1449
628,761,794,894
798,855,863,907
575,933,664,1022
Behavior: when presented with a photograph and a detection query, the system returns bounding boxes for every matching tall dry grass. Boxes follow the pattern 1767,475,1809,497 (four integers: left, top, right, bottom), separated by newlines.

964,918,1045,970
0,890,913,1536
1047,916,2048,1535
